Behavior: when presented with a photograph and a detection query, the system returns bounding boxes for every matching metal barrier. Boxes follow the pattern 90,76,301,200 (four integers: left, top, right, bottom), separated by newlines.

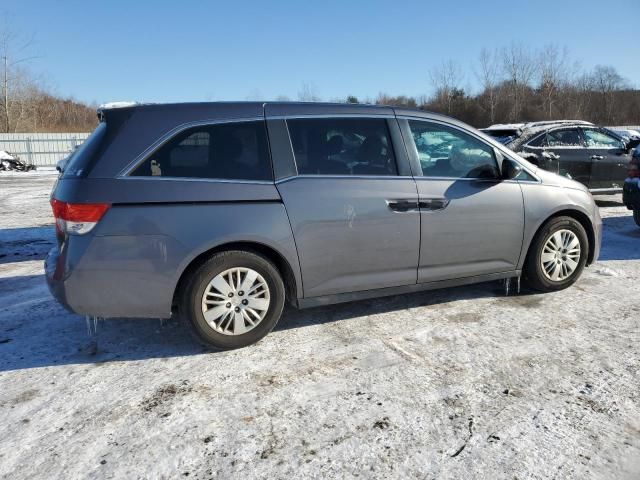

0,133,90,167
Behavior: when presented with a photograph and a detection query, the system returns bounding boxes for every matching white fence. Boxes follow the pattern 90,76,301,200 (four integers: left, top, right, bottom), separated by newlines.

0,132,90,167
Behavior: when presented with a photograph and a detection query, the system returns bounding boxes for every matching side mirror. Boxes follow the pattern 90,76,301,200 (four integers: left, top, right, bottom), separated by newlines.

625,138,640,153
494,148,522,180
501,158,522,180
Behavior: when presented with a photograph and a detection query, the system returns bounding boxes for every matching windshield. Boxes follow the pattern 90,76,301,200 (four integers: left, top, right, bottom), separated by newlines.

482,129,519,145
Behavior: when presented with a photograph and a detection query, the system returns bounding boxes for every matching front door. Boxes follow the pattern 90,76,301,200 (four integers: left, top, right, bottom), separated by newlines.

582,128,630,190
400,118,525,283
276,116,420,298
542,128,592,187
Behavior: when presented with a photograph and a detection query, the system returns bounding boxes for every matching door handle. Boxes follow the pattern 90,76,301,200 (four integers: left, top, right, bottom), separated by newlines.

419,198,450,211
386,199,419,212
590,155,604,160
543,151,560,160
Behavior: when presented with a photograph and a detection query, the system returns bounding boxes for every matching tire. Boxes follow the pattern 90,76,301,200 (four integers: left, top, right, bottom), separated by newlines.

523,216,589,292
634,210,640,228
179,250,285,350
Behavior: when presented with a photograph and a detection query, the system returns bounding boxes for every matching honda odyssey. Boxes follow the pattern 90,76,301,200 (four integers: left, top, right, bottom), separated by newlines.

46,102,602,349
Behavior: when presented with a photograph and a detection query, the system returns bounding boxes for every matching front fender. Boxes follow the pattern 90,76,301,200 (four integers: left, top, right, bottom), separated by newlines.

518,183,599,269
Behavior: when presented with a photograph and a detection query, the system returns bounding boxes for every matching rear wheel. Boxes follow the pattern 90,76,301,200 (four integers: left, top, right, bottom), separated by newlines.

634,210,640,227
180,250,285,350
523,216,588,292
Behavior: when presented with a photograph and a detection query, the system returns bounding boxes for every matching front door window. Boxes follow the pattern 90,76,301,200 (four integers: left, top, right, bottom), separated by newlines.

407,120,500,179
583,129,625,149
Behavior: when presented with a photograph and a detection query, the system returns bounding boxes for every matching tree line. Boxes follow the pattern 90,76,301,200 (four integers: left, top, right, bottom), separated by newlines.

0,22,98,133
342,44,639,128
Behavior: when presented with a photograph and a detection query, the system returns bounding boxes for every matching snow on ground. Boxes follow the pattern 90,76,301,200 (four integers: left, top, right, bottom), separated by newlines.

0,175,639,479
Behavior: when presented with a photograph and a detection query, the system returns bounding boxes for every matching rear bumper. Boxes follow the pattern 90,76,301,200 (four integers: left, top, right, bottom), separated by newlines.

44,246,74,313
44,234,176,319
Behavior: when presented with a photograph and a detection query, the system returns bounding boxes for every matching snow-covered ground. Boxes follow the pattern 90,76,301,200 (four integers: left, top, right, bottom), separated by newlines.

0,175,639,479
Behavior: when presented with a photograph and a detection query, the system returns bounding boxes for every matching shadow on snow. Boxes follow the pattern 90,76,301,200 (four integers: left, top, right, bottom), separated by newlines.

0,273,538,373
0,226,55,265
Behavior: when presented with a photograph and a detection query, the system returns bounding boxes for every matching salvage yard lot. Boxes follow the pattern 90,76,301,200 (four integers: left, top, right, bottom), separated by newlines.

0,173,639,479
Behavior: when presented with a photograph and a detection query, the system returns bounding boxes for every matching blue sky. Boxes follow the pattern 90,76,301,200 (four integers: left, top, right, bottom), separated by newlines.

2,0,638,104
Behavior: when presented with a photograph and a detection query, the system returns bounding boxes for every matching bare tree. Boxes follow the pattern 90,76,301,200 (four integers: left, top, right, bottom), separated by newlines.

501,43,535,121
376,93,417,108
475,48,500,124
587,65,627,124
537,44,582,119
429,60,464,115
297,82,320,102
560,72,591,120
0,17,39,132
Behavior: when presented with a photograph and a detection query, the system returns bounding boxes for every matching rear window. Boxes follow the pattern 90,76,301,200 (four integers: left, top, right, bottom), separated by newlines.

62,123,107,178
547,129,584,147
130,121,272,181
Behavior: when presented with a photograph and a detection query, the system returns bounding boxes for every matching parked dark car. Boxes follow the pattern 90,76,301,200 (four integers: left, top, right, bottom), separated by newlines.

606,127,640,143
482,121,639,193
47,102,602,349
481,121,594,145
622,152,640,227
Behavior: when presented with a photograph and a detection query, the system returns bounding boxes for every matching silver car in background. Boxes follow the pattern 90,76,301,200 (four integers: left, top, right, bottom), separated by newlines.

46,102,602,349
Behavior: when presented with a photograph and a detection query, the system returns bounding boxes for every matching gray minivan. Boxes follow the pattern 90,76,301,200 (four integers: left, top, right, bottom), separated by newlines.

46,102,602,349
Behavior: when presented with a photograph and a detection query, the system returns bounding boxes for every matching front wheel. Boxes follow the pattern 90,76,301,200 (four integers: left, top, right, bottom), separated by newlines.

634,210,640,228
523,216,588,292
180,250,285,350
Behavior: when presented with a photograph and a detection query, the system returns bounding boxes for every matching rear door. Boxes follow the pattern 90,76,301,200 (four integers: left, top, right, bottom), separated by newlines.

542,128,592,187
269,110,420,298
581,128,629,190
399,118,525,282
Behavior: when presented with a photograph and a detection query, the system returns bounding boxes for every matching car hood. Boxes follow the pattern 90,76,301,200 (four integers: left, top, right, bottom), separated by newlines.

535,168,589,192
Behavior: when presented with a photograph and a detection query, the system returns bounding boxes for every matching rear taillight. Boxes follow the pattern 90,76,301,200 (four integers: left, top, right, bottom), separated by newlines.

51,199,110,235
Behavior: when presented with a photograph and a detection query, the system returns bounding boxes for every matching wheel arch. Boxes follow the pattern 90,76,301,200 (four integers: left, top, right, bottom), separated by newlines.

525,208,597,267
172,241,300,309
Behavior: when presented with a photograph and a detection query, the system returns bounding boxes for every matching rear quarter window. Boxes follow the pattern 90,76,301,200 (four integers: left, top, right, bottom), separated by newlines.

526,134,546,148
62,123,107,178
131,121,272,181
